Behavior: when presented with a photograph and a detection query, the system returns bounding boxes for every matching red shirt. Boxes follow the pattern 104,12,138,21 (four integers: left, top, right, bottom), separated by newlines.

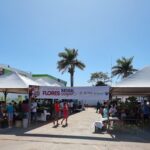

63,104,69,118
22,103,29,112
55,103,60,113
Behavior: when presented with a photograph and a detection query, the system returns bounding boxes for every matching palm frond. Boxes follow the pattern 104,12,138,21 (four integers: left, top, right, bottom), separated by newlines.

112,56,137,78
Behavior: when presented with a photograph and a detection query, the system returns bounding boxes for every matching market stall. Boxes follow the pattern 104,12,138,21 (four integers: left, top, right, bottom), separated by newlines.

110,66,150,125
0,72,39,128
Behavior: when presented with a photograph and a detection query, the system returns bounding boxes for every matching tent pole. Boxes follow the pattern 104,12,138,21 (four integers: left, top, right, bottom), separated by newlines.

3,91,8,105
107,91,112,131
28,87,32,127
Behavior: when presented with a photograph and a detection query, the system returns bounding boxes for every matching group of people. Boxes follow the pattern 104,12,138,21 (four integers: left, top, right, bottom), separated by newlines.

0,99,70,128
0,100,30,128
96,100,150,124
52,101,69,127
96,101,117,118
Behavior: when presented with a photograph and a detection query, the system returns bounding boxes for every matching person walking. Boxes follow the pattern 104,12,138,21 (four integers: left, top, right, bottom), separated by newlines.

53,101,60,126
61,102,69,126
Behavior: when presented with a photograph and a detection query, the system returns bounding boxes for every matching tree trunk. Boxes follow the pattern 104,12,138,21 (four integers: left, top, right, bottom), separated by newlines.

70,72,74,87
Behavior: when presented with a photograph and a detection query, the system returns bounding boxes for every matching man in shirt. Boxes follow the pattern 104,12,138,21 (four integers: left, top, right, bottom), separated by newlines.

22,100,29,119
31,100,37,122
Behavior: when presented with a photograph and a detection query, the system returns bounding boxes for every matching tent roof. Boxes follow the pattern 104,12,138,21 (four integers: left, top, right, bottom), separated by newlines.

33,76,64,87
32,74,67,86
0,64,32,77
111,66,150,96
113,66,150,87
0,72,39,93
34,78,61,87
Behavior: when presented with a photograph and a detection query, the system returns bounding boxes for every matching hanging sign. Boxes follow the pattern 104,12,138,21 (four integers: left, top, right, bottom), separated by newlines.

29,85,110,102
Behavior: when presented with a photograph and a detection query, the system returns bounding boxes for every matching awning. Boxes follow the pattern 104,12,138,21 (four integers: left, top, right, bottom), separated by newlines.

111,66,150,96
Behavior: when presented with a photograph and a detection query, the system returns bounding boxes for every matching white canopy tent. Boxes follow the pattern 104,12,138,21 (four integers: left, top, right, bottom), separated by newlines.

0,72,39,101
0,72,39,93
0,71,41,126
111,66,150,96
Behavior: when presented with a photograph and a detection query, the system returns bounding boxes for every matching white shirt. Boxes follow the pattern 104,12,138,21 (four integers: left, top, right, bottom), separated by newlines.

31,102,37,112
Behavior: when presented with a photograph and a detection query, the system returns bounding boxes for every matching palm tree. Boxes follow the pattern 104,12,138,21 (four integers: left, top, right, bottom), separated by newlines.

112,57,137,78
57,48,85,87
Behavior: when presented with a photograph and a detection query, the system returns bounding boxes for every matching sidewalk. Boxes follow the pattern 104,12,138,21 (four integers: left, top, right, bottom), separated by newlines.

0,108,150,150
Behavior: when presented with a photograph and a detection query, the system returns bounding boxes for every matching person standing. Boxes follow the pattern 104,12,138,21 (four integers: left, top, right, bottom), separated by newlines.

142,101,150,122
103,105,108,118
61,102,69,126
31,100,37,122
0,102,3,128
109,105,117,117
96,101,100,113
22,100,29,119
7,102,14,128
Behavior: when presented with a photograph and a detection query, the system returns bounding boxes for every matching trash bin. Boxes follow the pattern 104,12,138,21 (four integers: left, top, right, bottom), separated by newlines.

23,118,28,128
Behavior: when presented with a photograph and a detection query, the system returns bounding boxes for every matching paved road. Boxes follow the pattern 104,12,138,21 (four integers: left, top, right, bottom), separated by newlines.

0,108,150,150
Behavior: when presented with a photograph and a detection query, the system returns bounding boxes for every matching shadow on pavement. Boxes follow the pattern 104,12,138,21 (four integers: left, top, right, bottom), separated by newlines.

0,124,150,143
0,110,150,144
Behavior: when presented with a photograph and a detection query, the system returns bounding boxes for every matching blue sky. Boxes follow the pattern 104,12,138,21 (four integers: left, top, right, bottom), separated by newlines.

0,0,150,86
